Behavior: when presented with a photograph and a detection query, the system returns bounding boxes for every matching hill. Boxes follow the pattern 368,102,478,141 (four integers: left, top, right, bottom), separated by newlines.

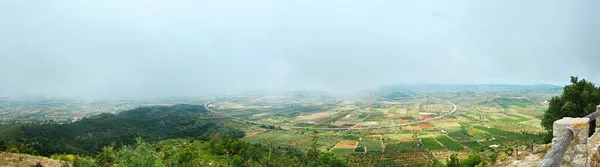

1,104,244,156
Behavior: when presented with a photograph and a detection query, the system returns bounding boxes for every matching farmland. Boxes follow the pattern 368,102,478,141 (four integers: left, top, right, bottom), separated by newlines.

331,148,355,157
435,135,464,151
358,140,383,152
170,85,558,165
420,137,444,150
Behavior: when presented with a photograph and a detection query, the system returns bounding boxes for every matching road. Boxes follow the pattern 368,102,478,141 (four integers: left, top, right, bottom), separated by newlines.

204,97,458,131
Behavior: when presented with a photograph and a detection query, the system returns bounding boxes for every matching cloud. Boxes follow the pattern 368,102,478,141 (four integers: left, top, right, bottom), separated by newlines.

0,0,598,97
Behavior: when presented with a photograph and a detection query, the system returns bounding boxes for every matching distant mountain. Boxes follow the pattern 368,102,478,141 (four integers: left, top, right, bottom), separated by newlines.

0,104,244,156
380,84,562,92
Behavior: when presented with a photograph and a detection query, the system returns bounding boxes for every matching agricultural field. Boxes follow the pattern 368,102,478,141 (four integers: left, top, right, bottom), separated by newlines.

205,87,559,165
331,148,355,157
242,130,306,146
435,135,464,151
358,140,383,152
420,137,444,150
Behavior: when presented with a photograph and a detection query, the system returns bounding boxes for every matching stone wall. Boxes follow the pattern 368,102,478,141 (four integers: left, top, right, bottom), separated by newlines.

553,117,589,167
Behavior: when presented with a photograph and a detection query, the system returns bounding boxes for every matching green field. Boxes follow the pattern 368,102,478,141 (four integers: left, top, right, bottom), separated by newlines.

322,110,353,123
243,131,305,146
341,135,360,140
473,126,536,141
358,140,383,152
420,137,444,150
492,98,534,108
435,135,463,151
357,113,369,119
331,148,355,157
463,141,485,152
294,137,339,151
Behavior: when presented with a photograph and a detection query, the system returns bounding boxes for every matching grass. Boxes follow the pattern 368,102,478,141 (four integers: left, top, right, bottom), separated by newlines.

420,138,444,150
331,148,355,157
435,135,464,151
358,141,383,152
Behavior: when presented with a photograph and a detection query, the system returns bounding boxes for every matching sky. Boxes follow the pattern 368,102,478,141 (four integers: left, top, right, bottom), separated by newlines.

0,0,599,97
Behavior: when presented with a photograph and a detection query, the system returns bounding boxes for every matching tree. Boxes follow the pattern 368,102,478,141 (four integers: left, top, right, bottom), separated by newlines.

307,131,320,162
114,138,164,167
489,152,498,164
0,137,6,151
541,76,600,142
231,155,244,167
446,153,460,167
96,145,116,167
459,154,481,167
318,152,346,167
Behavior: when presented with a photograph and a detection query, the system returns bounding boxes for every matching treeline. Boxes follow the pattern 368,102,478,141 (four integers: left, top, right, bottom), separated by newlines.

51,135,345,167
0,104,244,156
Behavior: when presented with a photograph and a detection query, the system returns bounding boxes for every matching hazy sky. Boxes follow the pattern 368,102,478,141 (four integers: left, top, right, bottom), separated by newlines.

1,0,599,97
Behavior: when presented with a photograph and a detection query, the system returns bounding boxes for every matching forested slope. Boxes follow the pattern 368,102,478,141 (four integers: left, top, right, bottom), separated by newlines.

1,104,244,156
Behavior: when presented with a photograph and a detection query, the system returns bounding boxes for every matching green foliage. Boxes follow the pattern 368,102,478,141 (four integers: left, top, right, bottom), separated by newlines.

459,154,482,167
430,159,445,167
5,144,38,155
317,152,346,167
489,152,499,164
307,131,320,162
47,136,341,167
541,76,600,134
115,138,165,167
446,153,460,167
8,147,19,153
0,137,6,151
95,145,117,167
51,154,96,167
2,104,244,156
73,156,96,167
541,131,553,144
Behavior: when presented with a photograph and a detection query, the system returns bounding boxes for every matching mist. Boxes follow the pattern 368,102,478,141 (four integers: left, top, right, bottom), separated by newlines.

1,0,599,98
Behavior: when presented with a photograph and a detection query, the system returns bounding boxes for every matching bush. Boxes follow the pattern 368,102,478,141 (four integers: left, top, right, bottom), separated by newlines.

0,138,6,151
460,154,482,167
8,147,18,153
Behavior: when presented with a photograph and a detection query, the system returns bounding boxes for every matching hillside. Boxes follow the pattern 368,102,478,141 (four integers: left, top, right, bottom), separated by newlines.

1,104,244,156
0,152,61,167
